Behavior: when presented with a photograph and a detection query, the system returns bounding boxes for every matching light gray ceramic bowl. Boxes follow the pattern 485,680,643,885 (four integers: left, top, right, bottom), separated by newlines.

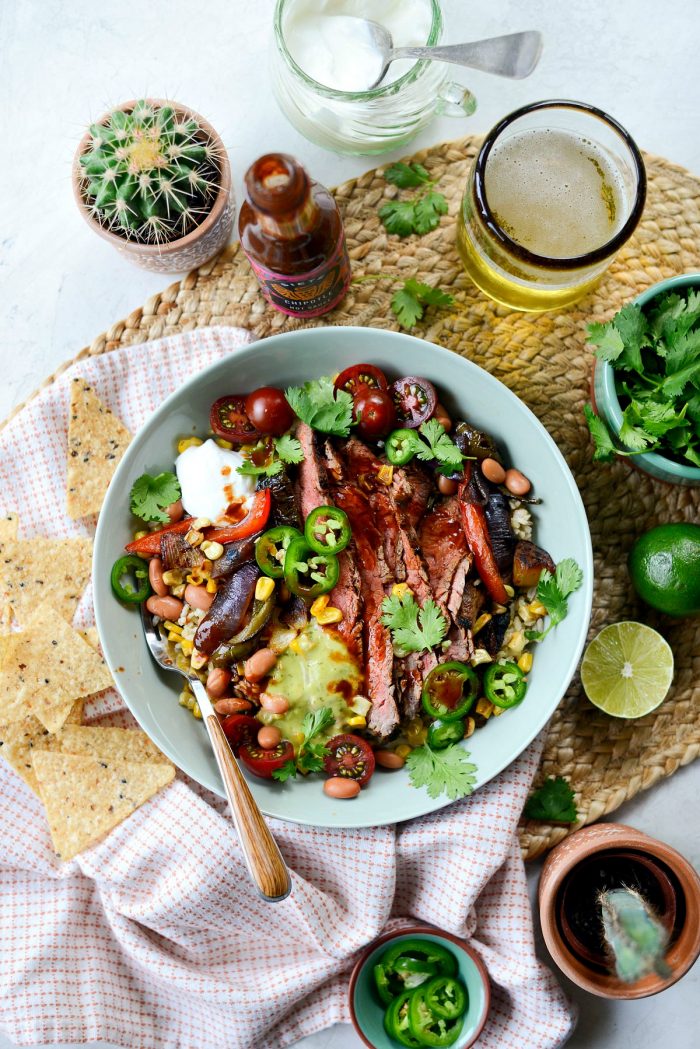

93,326,593,829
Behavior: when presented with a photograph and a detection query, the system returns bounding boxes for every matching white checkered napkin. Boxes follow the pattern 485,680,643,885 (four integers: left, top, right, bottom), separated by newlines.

0,327,574,1049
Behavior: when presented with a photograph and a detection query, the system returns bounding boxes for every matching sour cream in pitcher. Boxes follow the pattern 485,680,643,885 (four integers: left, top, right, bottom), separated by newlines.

284,0,433,92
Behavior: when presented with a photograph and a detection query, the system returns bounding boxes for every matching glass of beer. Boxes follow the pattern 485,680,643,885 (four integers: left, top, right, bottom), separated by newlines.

456,100,646,312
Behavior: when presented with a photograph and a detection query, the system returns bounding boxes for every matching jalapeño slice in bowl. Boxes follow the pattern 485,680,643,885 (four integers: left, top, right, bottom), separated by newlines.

379,939,458,978
408,981,465,1046
283,535,339,600
111,554,151,604
422,661,479,721
483,661,527,708
255,525,302,578
384,990,424,1048
305,505,351,555
423,975,468,1020
427,718,465,750
386,428,422,466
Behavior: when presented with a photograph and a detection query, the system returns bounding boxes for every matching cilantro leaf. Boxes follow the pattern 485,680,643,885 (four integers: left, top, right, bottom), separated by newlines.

274,434,304,464
236,458,283,478
525,558,584,643
619,409,655,452
555,558,584,598
412,190,448,234
237,434,305,478
524,776,578,823
404,279,453,311
406,743,478,801
390,279,454,331
285,377,354,437
379,200,419,237
418,419,464,468
130,471,181,524
587,321,625,362
583,404,616,462
381,591,448,656
384,162,431,188
301,706,335,745
271,760,297,783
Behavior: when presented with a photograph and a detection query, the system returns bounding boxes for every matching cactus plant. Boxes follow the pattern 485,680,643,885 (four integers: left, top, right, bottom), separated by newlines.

599,887,671,983
77,100,222,244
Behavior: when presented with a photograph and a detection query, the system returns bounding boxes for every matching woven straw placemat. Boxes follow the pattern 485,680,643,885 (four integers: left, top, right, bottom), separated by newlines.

7,135,699,859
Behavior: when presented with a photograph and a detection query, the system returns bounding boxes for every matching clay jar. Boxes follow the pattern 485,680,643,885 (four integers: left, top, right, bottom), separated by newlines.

539,823,700,999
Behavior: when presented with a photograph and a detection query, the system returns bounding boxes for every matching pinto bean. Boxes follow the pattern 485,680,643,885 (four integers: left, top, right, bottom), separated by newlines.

434,402,452,431
146,595,184,619
213,697,253,715
244,647,278,683
259,692,289,714
258,725,282,750
481,458,507,485
375,749,406,770
437,475,459,496
504,468,531,496
148,557,168,597
324,777,360,799
185,584,215,611
206,668,231,698
166,500,184,523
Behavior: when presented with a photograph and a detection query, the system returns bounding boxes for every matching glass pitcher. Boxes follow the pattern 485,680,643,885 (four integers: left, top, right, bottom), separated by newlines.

270,0,476,156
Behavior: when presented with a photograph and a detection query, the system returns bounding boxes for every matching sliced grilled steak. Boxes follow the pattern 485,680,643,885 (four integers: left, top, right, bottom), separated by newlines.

296,422,328,518
391,461,433,530
418,497,470,614
457,580,486,632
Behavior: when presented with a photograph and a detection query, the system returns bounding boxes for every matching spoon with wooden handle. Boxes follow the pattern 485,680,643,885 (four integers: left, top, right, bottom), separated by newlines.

141,606,292,902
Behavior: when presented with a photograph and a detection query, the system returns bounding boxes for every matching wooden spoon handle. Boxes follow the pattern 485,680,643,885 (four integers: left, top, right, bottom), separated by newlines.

205,713,292,902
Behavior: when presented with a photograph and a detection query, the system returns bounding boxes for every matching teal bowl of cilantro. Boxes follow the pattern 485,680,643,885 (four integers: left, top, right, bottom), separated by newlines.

348,927,490,1049
588,273,700,485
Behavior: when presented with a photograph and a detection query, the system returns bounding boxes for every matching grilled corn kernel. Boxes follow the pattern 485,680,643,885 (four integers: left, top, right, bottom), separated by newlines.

187,569,206,586
492,704,505,717
492,602,508,614
193,517,211,530
528,600,547,618
162,569,185,587
206,578,218,594
201,540,224,560
506,630,527,657
504,584,515,598
377,464,394,485
289,638,302,654
463,717,476,739
177,436,202,454
395,744,412,759
391,583,413,599
292,731,305,746
186,529,204,548
297,632,316,652
164,620,182,634
255,576,275,601
518,652,533,673
351,695,372,716
167,630,181,643
171,583,186,598
475,697,494,719
472,612,492,636
133,529,149,541
178,690,191,708
315,607,342,625
179,638,194,656
310,594,330,617
347,715,366,728
215,438,233,450
192,702,202,719
406,718,427,746
186,694,196,710
191,649,208,670
471,648,493,666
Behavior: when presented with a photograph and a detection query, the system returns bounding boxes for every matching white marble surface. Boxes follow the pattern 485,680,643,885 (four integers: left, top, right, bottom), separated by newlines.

0,0,698,1047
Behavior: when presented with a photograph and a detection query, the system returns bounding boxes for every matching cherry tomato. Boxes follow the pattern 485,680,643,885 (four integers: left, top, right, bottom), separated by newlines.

390,376,437,429
354,388,396,439
334,364,388,399
239,739,295,778
210,395,260,443
245,387,295,436
323,734,375,787
219,714,260,754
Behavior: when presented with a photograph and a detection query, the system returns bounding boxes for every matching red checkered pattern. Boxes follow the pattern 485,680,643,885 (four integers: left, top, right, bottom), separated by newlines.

0,329,575,1049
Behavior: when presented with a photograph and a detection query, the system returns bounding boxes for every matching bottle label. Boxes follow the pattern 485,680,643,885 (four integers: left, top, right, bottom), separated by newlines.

245,235,351,318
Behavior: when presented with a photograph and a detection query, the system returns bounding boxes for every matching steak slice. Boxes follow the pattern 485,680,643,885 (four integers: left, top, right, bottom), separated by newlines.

296,422,328,518
392,461,433,530
419,495,474,665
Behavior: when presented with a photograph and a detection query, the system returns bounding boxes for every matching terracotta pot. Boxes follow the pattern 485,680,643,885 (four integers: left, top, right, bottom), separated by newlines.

539,823,700,999
72,98,234,274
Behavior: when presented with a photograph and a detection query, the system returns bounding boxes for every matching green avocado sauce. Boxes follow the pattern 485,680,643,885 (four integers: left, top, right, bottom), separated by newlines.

261,622,363,750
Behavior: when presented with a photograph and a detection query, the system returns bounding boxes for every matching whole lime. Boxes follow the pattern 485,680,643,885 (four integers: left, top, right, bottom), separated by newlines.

628,523,700,617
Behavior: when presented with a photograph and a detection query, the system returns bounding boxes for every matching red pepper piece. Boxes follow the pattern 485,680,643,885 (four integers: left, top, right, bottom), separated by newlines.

458,473,509,605
125,518,192,556
124,490,271,555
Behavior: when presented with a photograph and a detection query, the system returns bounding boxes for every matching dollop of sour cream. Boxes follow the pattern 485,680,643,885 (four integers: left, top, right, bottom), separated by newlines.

175,439,255,522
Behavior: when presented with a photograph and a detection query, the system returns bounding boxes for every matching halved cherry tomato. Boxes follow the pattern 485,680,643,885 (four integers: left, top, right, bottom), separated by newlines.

323,733,375,786
206,490,271,544
125,517,192,556
354,388,396,439
245,387,294,436
239,739,295,778
334,364,388,398
390,376,437,429
210,395,260,443
220,714,260,754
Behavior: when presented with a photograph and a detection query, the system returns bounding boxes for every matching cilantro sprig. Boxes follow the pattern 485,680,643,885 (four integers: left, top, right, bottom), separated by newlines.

584,289,700,467
271,707,334,782
525,558,584,643
524,776,578,823
379,163,449,238
380,590,448,656
391,279,454,330
406,742,478,801
285,376,354,437
237,434,304,478
130,471,181,524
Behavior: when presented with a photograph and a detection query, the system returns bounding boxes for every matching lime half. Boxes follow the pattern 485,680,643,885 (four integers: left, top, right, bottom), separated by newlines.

580,621,674,718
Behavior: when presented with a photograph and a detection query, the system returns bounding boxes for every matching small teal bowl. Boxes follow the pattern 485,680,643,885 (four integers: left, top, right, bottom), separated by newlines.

592,272,700,486
348,926,490,1049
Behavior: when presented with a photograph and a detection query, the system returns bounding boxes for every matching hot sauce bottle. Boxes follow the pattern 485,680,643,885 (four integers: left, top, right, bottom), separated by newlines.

239,153,351,318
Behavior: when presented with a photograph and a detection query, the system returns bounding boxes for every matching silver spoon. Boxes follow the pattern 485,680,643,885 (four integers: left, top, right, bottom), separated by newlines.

360,24,543,88
140,605,292,903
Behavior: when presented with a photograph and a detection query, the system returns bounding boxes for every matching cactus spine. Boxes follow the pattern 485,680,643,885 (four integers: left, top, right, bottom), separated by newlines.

78,100,221,243
599,887,671,983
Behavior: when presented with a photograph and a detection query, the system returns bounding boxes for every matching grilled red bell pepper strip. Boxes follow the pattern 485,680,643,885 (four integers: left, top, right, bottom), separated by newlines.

458,469,509,604
125,517,192,556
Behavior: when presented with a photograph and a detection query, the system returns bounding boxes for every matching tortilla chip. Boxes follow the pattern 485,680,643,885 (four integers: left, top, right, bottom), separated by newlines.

66,378,131,519
32,750,174,860
0,536,92,625
0,700,83,794
0,513,18,542
0,603,112,730
56,725,171,767
79,627,101,653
